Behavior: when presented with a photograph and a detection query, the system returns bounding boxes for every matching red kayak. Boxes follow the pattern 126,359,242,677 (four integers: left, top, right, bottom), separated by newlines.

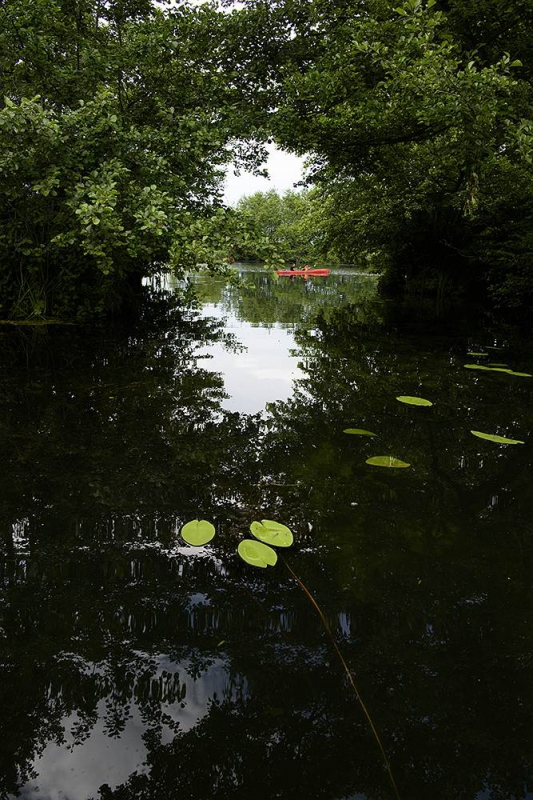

276,269,330,277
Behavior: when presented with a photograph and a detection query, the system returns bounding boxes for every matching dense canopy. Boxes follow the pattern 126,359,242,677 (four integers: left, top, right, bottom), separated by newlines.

1,0,533,317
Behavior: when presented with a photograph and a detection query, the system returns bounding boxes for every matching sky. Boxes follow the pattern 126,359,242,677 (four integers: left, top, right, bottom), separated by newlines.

223,144,306,205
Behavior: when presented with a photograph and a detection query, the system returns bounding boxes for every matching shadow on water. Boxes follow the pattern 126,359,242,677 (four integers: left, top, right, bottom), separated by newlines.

0,273,533,800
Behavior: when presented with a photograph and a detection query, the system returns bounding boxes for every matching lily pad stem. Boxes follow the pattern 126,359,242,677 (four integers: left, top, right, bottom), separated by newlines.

282,556,402,800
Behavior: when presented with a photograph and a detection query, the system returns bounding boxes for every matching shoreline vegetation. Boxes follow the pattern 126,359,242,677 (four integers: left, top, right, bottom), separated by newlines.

1,0,533,321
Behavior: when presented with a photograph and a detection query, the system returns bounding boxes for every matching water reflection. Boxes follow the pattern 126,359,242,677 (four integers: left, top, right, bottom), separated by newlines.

19,656,246,800
0,276,532,800
198,303,300,413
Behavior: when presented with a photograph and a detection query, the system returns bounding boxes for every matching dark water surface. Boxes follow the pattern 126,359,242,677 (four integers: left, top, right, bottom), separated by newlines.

1,267,533,800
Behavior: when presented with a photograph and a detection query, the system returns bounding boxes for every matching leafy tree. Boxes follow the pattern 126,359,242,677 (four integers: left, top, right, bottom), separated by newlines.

227,0,533,308
0,0,278,320
234,188,331,263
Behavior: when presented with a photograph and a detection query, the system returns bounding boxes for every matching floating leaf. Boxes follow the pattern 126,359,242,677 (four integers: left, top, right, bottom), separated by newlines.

180,519,216,546
465,364,511,373
488,363,508,367
464,364,531,377
250,519,294,547
471,430,525,445
343,428,377,436
396,396,433,407
237,539,278,568
467,352,488,357
366,456,410,468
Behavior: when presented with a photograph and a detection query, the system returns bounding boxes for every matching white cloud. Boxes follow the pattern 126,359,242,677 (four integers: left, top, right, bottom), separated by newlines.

224,144,305,205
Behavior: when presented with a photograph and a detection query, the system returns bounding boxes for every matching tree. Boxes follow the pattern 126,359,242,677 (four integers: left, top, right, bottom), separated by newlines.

0,0,278,320
234,188,330,263
228,0,533,308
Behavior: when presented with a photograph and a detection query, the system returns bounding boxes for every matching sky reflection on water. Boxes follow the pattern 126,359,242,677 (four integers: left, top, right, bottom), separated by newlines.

198,303,302,414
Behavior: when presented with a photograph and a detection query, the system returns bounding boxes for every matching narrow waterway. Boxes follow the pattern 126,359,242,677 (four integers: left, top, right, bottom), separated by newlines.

1,266,532,800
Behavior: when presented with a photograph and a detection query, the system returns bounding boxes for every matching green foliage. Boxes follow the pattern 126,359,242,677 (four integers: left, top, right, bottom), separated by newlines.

0,0,276,319
180,520,216,546
396,396,433,406
237,538,278,567
230,0,533,308
234,188,332,264
470,430,525,445
366,455,411,468
464,364,532,376
250,519,294,547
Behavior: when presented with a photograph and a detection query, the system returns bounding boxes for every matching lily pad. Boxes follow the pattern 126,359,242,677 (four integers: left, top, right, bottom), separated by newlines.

471,430,525,445
343,428,377,436
396,396,433,407
180,519,216,546
467,352,488,357
250,519,294,547
488,363,508,367
464,364,512,374
464,364,531,377
237,539,278,568
366,456,410,468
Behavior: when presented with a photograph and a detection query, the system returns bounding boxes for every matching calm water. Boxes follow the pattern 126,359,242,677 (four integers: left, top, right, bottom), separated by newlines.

1,266,532,800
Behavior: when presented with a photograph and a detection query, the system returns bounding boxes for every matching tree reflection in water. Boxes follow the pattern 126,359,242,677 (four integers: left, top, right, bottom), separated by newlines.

0,279,532,800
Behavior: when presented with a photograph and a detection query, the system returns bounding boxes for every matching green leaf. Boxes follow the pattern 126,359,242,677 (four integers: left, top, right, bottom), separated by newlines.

464,364,531,376
237,539,278,568
467,352,488,357
250,519,293,547
470,430,525,445
366,456,410,468
180,519,216,546
396,396,433,406
343,428,377,436
464,364,510,373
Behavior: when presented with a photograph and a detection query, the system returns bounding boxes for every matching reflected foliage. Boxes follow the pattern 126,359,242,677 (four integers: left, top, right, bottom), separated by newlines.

192,265,381,328
1,281,533,800
259,302,533,799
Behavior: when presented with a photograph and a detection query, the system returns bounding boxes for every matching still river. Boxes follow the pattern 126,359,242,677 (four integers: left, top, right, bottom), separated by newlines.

1,265,532,800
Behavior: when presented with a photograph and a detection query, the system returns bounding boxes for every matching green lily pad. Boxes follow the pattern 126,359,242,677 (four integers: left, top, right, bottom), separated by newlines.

180,519,216,546
396,396,433,407
471,430,525,445
250,519,294,547
464,364,512,374
237,539,278,568
366,456,410,468
467,352,488,357
488,363,508,367
343,428,377,436
464,364,531,377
